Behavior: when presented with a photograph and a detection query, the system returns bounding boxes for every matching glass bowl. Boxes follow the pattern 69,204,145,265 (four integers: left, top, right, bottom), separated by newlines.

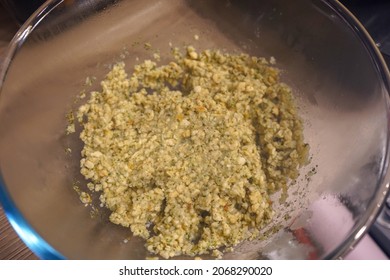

0,0,389,259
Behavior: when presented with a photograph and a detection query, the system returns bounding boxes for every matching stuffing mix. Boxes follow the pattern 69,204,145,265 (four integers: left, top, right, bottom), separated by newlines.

76,46,309,259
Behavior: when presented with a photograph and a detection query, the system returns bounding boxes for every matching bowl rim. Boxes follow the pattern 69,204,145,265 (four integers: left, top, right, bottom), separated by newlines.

0,0,389,260
320,0,390,260
0,0,66,260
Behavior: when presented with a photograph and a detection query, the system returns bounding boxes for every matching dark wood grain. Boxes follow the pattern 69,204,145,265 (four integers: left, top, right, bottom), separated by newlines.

0,207,38,260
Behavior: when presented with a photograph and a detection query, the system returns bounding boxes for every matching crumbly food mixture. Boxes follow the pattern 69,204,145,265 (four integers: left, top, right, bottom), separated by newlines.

76,47,308,259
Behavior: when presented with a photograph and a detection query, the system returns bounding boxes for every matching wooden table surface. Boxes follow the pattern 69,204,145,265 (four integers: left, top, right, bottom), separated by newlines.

0,4,38,260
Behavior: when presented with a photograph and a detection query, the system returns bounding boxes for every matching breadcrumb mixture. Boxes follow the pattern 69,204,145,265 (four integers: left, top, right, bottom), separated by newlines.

76,46,308,259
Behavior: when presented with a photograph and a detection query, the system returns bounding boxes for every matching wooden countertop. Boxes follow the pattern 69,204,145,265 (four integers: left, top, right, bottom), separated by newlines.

0,4,38,260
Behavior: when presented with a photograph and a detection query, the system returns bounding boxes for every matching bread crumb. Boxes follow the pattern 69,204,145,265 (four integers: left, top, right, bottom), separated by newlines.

153,53,161,61
66,123,75,134
76,46,308,259
79,192,91,204
146,256,159,260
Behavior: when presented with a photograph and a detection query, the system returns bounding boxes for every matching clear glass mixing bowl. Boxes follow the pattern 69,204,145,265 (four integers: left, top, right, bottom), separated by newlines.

0,0,389,259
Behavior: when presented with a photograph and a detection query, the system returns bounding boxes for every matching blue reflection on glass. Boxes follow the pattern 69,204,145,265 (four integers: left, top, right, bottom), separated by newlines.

0,176,65,260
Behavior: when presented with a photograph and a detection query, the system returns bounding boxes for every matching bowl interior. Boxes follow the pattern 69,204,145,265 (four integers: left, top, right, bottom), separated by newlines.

0,0,389,259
